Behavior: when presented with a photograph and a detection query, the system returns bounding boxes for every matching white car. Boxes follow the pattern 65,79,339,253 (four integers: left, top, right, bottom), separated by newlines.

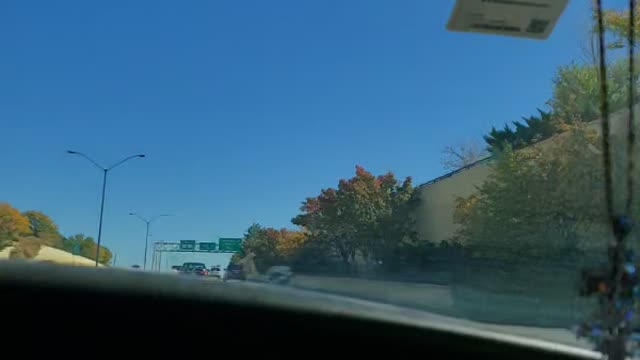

209,265,222,279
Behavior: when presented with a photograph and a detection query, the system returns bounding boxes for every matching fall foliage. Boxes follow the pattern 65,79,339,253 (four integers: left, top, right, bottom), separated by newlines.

291,165,418,271
0,202,31,237
0,201,112,264
232,166,420,274
234,224,307,272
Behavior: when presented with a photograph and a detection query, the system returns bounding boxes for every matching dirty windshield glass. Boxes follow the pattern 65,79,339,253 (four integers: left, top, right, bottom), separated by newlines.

4,0,640,356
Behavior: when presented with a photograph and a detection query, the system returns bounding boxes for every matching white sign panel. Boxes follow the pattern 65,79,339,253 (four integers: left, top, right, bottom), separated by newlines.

447,0,568,40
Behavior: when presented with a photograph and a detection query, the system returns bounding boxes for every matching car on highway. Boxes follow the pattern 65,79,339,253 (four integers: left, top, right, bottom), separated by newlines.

209,265,221,279
223,264,245,281
266,265,293,285
180,262,208,276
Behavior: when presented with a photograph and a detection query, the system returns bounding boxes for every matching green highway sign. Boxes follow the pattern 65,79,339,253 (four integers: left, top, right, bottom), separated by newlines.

179,240,196,251
218,238,242,252
199,242,217,251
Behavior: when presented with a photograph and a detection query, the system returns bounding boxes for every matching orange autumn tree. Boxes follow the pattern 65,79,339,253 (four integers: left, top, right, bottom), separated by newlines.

0,202,113,263
0,202,31,249
236,223,307,272
0,202,30,236
276,229,307,258
292,165,417,271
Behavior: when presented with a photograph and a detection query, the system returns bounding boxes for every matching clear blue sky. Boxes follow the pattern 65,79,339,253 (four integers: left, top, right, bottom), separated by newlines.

1,0,595,267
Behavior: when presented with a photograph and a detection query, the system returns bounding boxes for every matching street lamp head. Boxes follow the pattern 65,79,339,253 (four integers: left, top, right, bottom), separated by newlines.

67,150,78,154
129,212,136,216
137,154,146,158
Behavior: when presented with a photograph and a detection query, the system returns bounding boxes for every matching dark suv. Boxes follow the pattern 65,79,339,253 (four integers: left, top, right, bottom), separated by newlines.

223,264,246,281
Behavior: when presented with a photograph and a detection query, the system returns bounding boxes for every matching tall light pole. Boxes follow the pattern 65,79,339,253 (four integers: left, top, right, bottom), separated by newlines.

129,213,172,270
67,150,145,267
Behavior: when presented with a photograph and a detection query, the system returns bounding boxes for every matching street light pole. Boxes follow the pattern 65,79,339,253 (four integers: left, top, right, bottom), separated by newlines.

145,222,150,269
96,169,108,266
129,213,172,270
68,150,145,267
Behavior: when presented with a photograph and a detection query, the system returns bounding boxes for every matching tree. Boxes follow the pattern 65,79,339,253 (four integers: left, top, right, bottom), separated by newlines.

548,59,630,125
485,56,633,155
441,141,487,171
62,234,89,255
10,236,42,259
292,165,417,272
293,186,356,267
276,229,307,258
602,6,640,50
0,202,31,250
22,210,63,248
579,6,636,64
97,246,113,265
0,202,31,237
231,223,262,263
22,210,58,236
241,224,280,271
235,223,307,272
455,127,608,261
62,234,112,265
483,109,558,153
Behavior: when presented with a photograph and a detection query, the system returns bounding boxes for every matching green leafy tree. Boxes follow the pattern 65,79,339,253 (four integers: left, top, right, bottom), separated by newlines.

63,234,112,265
602,6,640,49
484,109,558,153
548,59,630,125
484,58,632,154
241,224,280,270
22,210,63,248
62,234,88,255
231,224,262,263
455,128,608,260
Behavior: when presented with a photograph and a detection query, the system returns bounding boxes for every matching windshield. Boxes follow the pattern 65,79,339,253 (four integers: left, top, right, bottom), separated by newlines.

4,0,640,356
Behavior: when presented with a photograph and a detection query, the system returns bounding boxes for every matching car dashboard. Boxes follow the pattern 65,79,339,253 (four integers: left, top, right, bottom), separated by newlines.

1,261,600,359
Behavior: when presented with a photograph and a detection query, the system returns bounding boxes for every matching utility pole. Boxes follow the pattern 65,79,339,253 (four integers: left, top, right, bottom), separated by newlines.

130,213,172,270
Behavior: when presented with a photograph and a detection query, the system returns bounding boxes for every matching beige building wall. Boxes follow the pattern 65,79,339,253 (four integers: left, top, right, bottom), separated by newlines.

413,105,638,243
414,160,492,242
